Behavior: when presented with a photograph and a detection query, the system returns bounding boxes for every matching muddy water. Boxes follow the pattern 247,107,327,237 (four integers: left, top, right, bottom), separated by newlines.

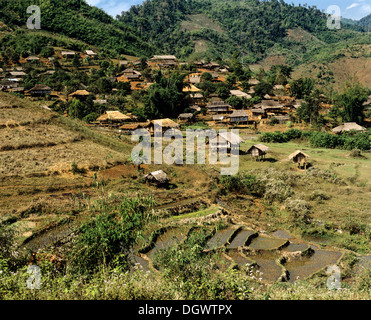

227,251,254,269
284,250,342,282
205,227,237,250
146,228,187,260
252,252,283,283
282,243,309,252
228,229,257,248
248,235,288,250
22,221,78,251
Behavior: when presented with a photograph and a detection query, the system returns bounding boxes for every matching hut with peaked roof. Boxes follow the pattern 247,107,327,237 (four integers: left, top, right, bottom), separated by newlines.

247,144,269,161
230,90,252,99
26,84,51,97
149,118,180,135
144,170,169,187
209,131,244,154
96,111,131,126
119,121,151,133
332,122,366,134
178,113,194,122
228,109,249,124
289,150,310,169
206,101,232,114
69,89,90,100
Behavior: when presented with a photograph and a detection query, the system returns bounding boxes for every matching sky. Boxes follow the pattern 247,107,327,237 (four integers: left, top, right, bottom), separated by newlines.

86,0,371,20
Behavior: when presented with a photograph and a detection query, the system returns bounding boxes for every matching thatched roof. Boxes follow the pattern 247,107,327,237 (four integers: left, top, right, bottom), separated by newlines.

213,115,224,121
183,84,201,92
28,84,51,92
151,55,177,60
247,144,270,154
189,105,201,112
152,118,180,129
248,79,260,85
178,113,194,119
219,131,244,144
273,84,285,90
119,122,151,130
288,150,310,160
96,111,131,121
9,71,26,77
228,109,249,118
61,51,75,56
230,90,252,99
251,108,265,114
144,170,169,184
69,89,90,97
26,56,40,61
85,50,96,55
332,122,366,133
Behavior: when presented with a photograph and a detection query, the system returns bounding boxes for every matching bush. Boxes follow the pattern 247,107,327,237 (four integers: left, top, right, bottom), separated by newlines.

285,199,312,224
68,195,154,275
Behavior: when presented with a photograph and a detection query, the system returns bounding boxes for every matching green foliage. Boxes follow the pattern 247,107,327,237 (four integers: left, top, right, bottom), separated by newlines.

68,195,155,275
219,173,265,197
153,231,250,299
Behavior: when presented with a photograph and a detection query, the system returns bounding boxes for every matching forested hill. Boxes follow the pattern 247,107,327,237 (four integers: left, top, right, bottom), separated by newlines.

359,13,371,29
0,0,154,57
119,0,370,62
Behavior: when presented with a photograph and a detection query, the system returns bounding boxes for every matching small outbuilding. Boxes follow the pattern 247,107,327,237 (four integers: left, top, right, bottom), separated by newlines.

247,144,270,161
332,122,367,134
144,170,169,186
288,150,310,169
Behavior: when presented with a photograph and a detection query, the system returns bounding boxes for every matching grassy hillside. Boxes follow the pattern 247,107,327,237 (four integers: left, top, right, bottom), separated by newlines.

0,0,154,58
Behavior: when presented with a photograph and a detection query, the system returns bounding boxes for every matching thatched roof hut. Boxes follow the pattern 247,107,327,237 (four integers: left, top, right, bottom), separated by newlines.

144,170,169,186
178,113,194,121
247,144,269,160
230,90,252,99
289,150,310,169
96,111,131,123
69,89,90,100
26,84,51,96
332,122,366,134
228,109,249,123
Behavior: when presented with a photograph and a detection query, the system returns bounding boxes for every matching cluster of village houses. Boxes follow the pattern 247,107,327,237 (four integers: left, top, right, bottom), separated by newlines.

1,50,370,139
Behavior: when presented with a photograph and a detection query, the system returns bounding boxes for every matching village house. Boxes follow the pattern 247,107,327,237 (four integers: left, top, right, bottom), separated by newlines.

228,109,249,124
26,84,51,97
8,71,26,79
95,111,131,126
25,56,40,62
0,80,19,90
206,101,232,114
247,144,270,161
144,170,169,187
150,118,180,135
272,115,290,124
61,51,76,59
69,89,90,101
209,131,244,154
85,50,96,56
119,121,151,134
289,150,310,169
120,68,142,80
258,100,285,114
332,122,367,134
178,113,194,123
150,55,177,68
230,90,252,99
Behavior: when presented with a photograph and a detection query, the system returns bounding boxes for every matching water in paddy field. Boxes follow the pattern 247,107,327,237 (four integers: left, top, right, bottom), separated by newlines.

284,250,342,283
247,235,288,250
228,229,257,248
146,228,187,260
204,227,237,250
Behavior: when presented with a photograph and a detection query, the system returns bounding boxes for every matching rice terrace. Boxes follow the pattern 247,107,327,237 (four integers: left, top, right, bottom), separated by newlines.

0,0,371,303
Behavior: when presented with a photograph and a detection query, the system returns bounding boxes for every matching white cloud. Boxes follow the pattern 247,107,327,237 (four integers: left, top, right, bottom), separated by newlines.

346,3,360,10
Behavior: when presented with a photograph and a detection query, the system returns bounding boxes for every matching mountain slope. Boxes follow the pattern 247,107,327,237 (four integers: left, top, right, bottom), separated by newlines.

119,0,371,63
0,0,154,57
